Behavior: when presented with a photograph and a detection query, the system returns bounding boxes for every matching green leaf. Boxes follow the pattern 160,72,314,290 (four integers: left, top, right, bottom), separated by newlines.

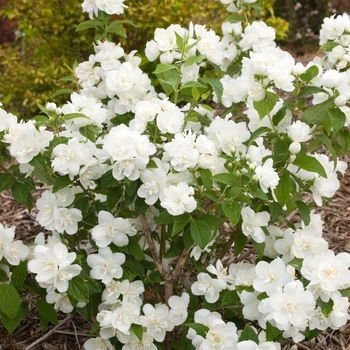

50,88,74,99
11,260,28,290
318,40,340,53
124,259,145,276
106,21,127,37
0,284,20,318
36,299,59,329
246,127,270,148
327,107,346,135
0,173,16,192
62,113,89,122
340,287,350,297
11,182,32,211
233,230,247,256
317,297,334,317
155,210,175,224
295,200,311,226
190,220,212,249
68,276,90,303
221,290,240,306
198,168,213,190
289,258,303,271
298,86,326,98
154,63,177,75
239,325,259,343
106,186,122,211
134,196,149,218
130,323,144,342
212,173,240,187
184,55,203,67
79,124,100,142
293,155,327,178
53,175,72,193
0,269,8,282
314,134,338,170
175,31,185,51
253,240,265,259
222,201,241,227
200,77,223,102
1,303,26,334
185,323,209,337
301,99,333,125
172,213,190,236
180,81,206,91
274,172,291,206
253,91,279,120
299,65,319,82
266,322,282,341
224,13,245,23
76,19,103,31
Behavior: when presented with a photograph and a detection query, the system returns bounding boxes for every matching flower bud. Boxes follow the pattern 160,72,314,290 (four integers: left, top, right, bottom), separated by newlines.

334,94,347,107
289,141,301,154
46,102,57,112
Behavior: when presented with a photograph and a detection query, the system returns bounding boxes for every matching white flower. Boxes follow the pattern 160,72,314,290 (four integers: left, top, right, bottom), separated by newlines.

248,82,266,101
141,303,174,342
84,336,114,350
156,107,185,134
54,207,82,235
191,272,225,303
95,0,127,15
91,211,137,248
241,206,270,243
254,158,279,193
287,120,311,142
122,332,157,350
36,190,59,230
3,240,29,266
258,280,316,341
0,223,15,261
87,247,125,284
168,292,190,326
160,182,197,216
253,259,293,295
291,225,328,259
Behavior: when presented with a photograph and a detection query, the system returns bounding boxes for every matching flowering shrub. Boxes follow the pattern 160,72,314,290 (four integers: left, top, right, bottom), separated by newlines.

0,0,350,349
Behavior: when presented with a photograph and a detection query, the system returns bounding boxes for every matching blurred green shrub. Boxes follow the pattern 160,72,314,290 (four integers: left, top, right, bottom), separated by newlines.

0,0,288,118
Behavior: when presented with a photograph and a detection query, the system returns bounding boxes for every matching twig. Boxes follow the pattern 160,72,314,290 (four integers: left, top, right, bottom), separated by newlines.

140,214,166,278
70,319,81,350
25,314,74,350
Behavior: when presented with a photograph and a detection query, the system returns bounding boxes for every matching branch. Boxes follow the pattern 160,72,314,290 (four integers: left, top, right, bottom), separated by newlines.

173,247,192,279
140,214,166,278
215,229,237,262
25,314,74,350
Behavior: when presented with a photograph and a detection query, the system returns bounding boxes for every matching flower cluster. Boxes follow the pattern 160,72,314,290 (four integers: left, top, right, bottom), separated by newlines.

0,1,349,349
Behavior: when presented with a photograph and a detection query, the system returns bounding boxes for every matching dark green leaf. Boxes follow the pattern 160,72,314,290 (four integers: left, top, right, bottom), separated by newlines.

107,21,127,37
253,240,265,259
184,323,209,337
221,290,240,306
36,299,58,326
246,127,270,148
190,220,212,249
314,134,338,170
155,210,175,224
11,182,32,211
198,168,213,190
317,297,334,316
154,63,177,75
222,201,241,227
223,13,245,23
266,322,283,341
11,260,28,290
340,287,350,297
68,276,90,303
52,175,72,193
124,259,145,276
293,155,327,178
0,284,20,318
50,88,73,99
200,77,223,102
233,230,247,256
239,325,259,343
134,196,149,218
301,99,333,125
253,91,279,120
0,173,16,192
172,213,190,236
212,173,240,187
327,107,346,135
299,65,319,82
295,200,311,226
274,172,291,206
130,323,143,342
318,41,340,53
76,20,103,31
1,303,25,334
298,86,326,98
